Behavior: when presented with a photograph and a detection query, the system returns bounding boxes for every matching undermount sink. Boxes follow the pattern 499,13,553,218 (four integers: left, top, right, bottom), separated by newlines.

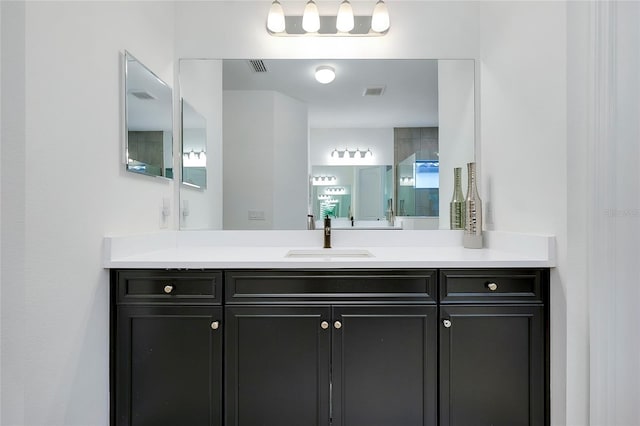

285,249,374,258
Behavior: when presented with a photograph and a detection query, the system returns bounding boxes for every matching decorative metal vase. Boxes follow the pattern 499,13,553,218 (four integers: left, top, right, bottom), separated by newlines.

463,162,483,249
449,167,465,230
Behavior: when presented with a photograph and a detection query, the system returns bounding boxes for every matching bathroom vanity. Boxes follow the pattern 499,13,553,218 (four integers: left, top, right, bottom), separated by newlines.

106,230,553,426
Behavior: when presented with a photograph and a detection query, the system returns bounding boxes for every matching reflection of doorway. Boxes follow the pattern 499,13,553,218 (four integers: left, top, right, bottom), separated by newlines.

393,127,439,217
357,166,383,220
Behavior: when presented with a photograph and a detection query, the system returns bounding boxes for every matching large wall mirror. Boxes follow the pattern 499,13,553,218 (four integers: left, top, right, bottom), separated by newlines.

123,51,173,179
179,58,475,230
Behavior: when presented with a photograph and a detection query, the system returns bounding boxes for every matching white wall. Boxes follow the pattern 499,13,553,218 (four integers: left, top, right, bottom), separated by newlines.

1,2,26,424
478,2,573,425
223,90,308,229
1,1,176,424
179,59,223,230
310,128,394,166
437,60,476,229
572,2,640,425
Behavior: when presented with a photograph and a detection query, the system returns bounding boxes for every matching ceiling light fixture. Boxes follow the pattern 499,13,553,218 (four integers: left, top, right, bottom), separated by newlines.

266,0,390,36
315,66,336,84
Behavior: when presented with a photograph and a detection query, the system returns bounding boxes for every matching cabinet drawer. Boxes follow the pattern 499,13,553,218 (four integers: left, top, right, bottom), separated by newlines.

225,269,437,304
114,270,222,304
440,269,546,304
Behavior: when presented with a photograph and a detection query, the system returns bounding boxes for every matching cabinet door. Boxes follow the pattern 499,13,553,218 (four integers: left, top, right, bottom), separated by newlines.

115,305,222,426
225,306,332,426
439,306,545,426
332,305,438,426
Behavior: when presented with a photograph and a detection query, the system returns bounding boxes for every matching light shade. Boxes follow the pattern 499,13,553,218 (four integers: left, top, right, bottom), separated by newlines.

302,0,320,33
267,0,286,33
336,0,355,33
371,0,390,32
315,66,335,84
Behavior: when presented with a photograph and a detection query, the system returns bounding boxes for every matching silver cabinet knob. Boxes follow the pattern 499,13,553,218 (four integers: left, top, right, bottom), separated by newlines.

443,319,452,328
334,321,342,329
163,284,174,294
211,321,220,330
320,321,329,330
487,282,498,291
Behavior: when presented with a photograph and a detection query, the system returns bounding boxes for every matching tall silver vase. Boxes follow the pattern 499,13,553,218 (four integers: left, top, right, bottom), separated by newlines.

463,162,483,248
450,167,465,230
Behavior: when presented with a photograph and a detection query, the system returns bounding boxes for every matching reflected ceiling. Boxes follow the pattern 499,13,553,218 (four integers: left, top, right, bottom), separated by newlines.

222,59,438,128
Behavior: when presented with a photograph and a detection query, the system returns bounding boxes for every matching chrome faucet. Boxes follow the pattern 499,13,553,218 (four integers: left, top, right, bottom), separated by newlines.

323,215,331,248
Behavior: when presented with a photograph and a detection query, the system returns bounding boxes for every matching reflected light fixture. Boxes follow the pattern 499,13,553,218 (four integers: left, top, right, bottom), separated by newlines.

302,0,321,32
336,0,354,32
330,147,373,159
267,0,286,33
371,0,390,33
315,66,336,84
266,0,390,36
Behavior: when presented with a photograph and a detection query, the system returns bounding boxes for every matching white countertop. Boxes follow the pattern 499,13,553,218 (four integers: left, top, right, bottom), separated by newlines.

103,230,556,269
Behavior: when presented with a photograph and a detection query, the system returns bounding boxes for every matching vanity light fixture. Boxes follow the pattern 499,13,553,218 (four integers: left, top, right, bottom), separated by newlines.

267,0,286,33
302,0,321,32
266,0,390,36
315,66,336,84
371,0,390,32
336,0,355,32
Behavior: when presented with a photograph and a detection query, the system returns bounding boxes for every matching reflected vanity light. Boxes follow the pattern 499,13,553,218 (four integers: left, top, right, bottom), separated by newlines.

312,175,337,185
266,0,389,36
400,176,415,186
330,148,373,159
183,149,206,167
325,187,346,194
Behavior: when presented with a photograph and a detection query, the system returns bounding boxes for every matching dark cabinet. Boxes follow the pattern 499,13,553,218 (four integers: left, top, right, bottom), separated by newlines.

224,306,331,426
332,305,437,426
224,270,438,426
439,269,549,426
111,267,549,426
112,270,223,426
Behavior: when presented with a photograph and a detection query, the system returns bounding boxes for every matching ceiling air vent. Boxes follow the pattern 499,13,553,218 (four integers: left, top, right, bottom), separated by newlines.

130,91,156,100
248,59,268,73
363,86,386,97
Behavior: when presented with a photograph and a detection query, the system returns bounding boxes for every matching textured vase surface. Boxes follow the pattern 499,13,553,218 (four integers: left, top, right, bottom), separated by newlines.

450,167,465,230
463,162,483,248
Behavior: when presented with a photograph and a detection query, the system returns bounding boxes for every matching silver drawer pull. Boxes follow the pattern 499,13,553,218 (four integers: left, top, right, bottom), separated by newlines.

334,321,342,329
163,284,174,294
486,282,498,291
321,321,329,330
211,321,220,330
443,319,452,328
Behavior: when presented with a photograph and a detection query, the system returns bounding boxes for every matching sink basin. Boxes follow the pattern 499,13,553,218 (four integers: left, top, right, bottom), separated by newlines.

285,249,374,258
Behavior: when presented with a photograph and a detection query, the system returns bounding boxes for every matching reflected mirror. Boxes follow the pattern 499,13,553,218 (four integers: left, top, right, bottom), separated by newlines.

123,51,173,179
181,100,207,188
311,165,394,228
178,58,475,230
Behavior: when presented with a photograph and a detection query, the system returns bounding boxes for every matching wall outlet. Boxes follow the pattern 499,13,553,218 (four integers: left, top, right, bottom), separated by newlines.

248,210,265,221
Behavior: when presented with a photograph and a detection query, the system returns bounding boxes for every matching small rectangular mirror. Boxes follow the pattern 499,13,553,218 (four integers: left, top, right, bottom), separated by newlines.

123,51,173,179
